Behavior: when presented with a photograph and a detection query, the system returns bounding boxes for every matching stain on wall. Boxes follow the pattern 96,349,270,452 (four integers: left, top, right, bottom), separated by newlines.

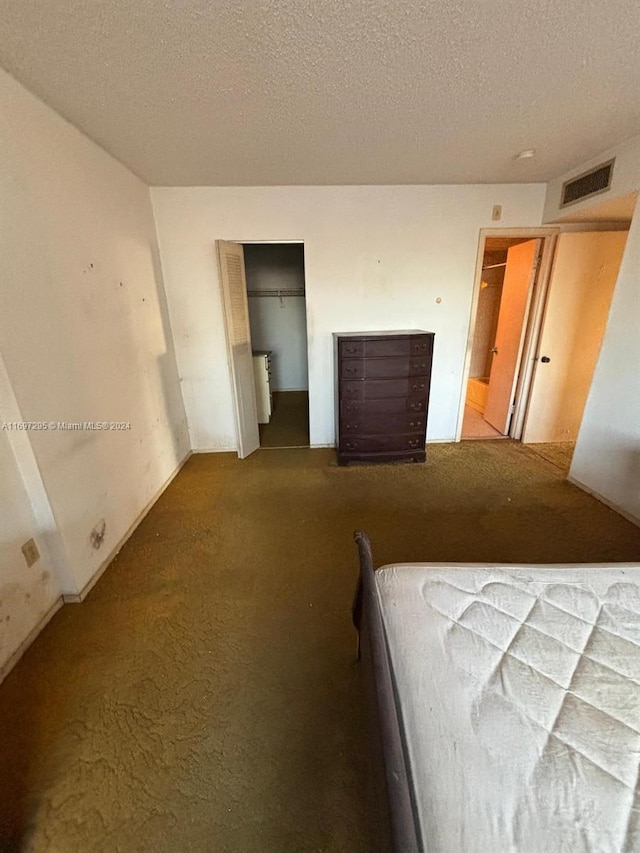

90,520,107,550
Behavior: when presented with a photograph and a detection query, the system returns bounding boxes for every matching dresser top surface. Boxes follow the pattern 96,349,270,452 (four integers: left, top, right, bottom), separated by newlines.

333,330,433,340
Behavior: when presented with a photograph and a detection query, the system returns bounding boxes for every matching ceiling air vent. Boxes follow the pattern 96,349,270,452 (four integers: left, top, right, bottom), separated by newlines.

561,159,615,207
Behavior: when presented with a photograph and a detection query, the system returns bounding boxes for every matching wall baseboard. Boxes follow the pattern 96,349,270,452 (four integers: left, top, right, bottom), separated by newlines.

567,475,640,528
63,449,192,603
0,451,193,684
195,439,455,451
0,596,64,683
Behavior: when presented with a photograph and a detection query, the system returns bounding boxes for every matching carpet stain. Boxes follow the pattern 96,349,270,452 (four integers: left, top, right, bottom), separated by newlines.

0,443,639,852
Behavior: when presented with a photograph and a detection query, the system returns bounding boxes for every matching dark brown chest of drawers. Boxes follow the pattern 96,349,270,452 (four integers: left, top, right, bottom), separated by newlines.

334,330,435,465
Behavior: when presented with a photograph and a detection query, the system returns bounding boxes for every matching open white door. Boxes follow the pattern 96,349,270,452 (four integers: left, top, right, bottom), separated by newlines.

216,240,260,459
484,239,541,434
522,231,628,444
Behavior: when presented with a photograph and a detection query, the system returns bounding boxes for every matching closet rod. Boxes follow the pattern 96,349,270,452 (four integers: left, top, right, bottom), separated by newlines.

482,262,507,270
247,289,305,297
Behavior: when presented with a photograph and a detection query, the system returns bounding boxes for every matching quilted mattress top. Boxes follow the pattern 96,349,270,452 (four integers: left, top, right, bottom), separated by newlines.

375,563,640,853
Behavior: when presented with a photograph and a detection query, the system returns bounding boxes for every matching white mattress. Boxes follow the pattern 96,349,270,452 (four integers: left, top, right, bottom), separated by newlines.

375,563,640,853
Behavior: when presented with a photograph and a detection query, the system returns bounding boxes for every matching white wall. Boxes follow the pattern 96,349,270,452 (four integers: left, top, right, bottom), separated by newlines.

0,66,190,620
544,135,640,522
567,203,640,522
152,185,546,449
244,244,308,391
0,425,60,678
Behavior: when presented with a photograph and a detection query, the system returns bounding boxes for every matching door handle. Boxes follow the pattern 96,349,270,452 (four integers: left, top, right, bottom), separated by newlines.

491,347,498,354
540,356,551,363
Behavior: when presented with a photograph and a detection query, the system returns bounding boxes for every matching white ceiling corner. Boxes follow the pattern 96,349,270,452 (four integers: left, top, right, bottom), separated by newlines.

554,191,638,223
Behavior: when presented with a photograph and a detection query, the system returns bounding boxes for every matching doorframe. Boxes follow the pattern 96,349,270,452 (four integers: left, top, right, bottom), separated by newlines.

510,233,559,438
455,227,559,442
221,238,309,454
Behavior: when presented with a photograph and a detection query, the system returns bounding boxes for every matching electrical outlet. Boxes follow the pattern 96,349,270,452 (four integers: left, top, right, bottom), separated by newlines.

21,538,40,568
492,205,502,221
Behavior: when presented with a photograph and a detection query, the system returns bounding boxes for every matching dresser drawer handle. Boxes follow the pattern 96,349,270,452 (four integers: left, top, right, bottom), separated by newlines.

345,366,358,374
409,402,423,411
409,420,420,428
413,362,427,370
411,383,425,391
408,439,420,449
345,346,358,354
345,441,358,450
346,423,359,430
413,342,428,351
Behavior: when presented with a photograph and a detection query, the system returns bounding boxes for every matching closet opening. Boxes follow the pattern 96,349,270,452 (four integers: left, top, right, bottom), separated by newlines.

243,243,310,449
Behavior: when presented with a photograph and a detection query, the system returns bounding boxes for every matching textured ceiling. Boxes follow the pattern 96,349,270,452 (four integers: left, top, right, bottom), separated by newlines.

0,0,639,186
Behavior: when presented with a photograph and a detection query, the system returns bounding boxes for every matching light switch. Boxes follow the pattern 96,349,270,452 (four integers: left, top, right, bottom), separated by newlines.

21,538,40,568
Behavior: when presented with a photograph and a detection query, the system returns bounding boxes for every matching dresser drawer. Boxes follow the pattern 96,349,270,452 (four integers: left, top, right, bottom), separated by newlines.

341,378,430,400
339,340,365,358
340,335,432,360
341,395,426,416
341,414,426,436
409,336,433,357
340,357,430,380
340,433,425,453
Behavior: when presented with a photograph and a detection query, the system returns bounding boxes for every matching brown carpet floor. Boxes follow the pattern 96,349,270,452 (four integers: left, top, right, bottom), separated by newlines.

1,442,640,852
525,442,576,476
259,391,309,448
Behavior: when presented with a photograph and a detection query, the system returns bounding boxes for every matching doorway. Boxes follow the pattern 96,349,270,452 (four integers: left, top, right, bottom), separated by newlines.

459,227,630,475
461,236,543,440
243,243,310,449
216,239,309,459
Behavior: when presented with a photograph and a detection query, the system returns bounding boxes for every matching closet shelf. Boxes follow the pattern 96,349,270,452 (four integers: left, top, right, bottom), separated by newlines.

247,289,305,298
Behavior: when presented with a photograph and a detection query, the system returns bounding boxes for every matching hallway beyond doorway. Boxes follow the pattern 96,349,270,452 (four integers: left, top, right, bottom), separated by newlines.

461,405,505,439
